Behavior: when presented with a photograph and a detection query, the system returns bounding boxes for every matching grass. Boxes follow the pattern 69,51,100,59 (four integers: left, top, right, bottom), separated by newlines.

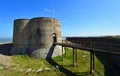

12,55,47,69
0,55,57,76
0,48,104,76
53,48,104,76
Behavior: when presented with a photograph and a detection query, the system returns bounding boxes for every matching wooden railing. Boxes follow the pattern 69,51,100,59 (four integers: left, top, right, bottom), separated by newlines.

54,40,120,75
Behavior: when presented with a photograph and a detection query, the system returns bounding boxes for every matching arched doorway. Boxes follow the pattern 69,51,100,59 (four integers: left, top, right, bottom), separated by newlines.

53,33,57,43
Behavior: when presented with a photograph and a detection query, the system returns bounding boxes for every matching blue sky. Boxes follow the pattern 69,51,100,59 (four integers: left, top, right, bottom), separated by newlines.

0,0,120,38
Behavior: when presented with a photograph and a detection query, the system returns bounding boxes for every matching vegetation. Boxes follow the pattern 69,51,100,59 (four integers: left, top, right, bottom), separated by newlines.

0,48,104,76
0,55,57,76
53,48,104,76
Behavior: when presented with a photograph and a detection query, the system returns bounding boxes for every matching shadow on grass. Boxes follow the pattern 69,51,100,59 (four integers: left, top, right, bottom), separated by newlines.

75,71,90,76
46,44,76,76
46,44,90,76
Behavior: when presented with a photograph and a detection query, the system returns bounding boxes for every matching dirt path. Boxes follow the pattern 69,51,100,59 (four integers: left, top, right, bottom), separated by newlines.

0,54,14,66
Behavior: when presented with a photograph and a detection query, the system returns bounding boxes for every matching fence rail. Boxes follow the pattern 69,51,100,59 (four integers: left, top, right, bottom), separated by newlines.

54,41,120,75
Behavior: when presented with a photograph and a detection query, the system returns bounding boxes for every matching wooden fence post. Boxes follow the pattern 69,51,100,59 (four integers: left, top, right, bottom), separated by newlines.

73,48,75,67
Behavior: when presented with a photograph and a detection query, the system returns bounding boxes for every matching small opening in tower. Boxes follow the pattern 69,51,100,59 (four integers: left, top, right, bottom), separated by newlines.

37,28,40,34
53,33,57,43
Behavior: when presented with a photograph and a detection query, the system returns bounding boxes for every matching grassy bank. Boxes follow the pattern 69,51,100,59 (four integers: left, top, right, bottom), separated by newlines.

53,48,104,76
0,55,57,76
0,48,104,76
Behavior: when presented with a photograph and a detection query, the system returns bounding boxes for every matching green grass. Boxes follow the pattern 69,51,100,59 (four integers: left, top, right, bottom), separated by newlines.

0,55,57,76
12,55,47,69
53,48,104,76
0,48,104,76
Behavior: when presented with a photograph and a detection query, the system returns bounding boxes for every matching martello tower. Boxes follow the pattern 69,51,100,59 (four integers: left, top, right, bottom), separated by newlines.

11,17,62,58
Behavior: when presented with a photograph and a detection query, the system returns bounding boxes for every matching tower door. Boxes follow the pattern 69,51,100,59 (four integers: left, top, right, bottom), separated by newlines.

53,33,57,43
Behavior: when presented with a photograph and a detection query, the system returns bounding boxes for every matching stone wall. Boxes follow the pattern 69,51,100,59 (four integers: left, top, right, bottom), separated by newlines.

11,17,63,58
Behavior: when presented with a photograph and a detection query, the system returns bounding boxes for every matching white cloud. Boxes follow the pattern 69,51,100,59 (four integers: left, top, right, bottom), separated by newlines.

44,8,52,12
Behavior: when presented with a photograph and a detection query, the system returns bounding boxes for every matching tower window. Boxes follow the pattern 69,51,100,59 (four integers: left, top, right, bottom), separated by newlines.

37,28,40,34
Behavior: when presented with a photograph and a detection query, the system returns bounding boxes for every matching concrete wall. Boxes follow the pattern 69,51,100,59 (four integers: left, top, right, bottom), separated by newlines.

13,19,29,47
11,17,63,58
28,17,54,58
52,19,63,58
11,19,30,54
